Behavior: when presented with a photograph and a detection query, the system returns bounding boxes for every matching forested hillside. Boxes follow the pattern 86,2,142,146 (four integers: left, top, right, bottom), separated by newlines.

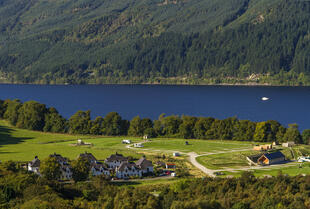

1,0,310,85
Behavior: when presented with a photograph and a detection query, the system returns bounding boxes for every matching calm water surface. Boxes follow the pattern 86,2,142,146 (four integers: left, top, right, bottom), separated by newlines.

0,84,309,130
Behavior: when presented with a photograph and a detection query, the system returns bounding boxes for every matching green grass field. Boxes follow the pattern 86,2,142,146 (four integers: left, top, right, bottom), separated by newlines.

142,139,252,154
222,163,310,177
0,120,143,161
196,150,260,170
2,119,310,178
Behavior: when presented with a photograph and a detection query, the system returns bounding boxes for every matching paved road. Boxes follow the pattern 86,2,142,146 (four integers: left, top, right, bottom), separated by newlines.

188,152,216,177
126,141,297,177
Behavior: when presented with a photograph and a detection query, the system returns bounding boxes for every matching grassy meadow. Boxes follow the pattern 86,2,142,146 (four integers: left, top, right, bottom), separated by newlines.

142,138,252,154
0,120,143,162
221,162,310,177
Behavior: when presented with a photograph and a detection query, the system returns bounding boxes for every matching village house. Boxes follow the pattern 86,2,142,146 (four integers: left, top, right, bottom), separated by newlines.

257,151,286,165
115,162,142,179
78,152,97,164
105,153,128,169
90,162,110,176
135,157,154,174
50,153,72,180
28,156,40,174
246,154,262,166
77,152,110,176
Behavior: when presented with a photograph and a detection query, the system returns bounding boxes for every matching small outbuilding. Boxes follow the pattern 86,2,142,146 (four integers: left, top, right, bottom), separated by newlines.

134,143,144,148
282,141,295,147
257,151,285,165
253,144,272,151
122,139,131,144
173,152,181,157
165,163,176,169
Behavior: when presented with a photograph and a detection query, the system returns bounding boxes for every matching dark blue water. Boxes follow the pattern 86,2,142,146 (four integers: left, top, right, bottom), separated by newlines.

0,84,309,130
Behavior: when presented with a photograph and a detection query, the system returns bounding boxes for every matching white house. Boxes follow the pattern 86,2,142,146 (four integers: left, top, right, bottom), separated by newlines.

134,143,144,148
77,152,97,164
91,162,110,176
135,157,154,174
105,153,128,169
50,153,72,180
60,165,72,180
28,156,40,174
115,162,142,179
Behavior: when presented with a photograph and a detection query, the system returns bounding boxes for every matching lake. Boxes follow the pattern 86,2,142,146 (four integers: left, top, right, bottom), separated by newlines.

0,84,309,130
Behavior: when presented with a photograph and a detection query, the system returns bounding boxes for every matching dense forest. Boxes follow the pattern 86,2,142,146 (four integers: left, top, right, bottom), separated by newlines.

1,99,310,144
0,163,310,209
1,0,310,85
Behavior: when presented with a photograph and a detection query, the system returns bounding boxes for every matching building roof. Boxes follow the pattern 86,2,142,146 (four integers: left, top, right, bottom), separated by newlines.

263,151,285,160
247,154,263,163
92,162,108,171
118,162,139,172
78,152,97,162
105,153,128,162
136,157,153,169
49,153,67,163
29,156,40,167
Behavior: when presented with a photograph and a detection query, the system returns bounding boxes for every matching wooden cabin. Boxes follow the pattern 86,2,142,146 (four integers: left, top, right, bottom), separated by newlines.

257,152,285,165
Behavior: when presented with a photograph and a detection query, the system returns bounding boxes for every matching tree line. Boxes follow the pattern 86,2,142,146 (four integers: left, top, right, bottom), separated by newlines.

1,98,310,144
1,162,310,208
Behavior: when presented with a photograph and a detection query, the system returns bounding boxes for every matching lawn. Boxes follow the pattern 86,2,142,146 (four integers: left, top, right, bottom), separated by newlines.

0,120,143,162
222,162,310,177
196,150,261,170
142,138,252,154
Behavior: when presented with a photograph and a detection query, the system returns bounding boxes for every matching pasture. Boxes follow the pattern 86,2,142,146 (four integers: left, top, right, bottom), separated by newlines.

0,120,143,161
142,138,252,154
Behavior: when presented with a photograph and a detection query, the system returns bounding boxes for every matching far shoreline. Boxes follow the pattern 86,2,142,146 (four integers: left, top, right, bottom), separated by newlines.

0,82,308,87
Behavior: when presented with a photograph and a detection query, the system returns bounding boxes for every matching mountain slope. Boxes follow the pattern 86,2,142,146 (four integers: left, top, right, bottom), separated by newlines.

0,0,310,85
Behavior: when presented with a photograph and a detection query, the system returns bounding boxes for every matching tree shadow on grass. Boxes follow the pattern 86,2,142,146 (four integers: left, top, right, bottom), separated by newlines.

0,125,33,146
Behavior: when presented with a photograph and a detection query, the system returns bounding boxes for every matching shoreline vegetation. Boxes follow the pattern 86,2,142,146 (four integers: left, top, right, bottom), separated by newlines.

1,73,310,86
1,98,310,145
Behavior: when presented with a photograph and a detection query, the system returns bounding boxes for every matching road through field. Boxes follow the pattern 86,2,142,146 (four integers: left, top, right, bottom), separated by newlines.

127,142,297,177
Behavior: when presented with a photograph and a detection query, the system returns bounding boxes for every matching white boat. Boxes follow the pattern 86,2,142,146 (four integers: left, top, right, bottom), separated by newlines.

261,97,269,101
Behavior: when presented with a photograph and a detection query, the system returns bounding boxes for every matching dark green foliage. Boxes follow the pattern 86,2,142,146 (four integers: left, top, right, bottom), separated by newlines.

3,99,22,126
40,156,61,181
71,157,91,182
1,162,310,208
0,100,5,118
283,124,302,144
90,116,104,135
68,110,91,134
102,112,127,136
16,101,47,131
43,107,67,133
302,129,310,145
128,116,153,136
1,0,310,85
1,98,306,143
179,116,197,139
